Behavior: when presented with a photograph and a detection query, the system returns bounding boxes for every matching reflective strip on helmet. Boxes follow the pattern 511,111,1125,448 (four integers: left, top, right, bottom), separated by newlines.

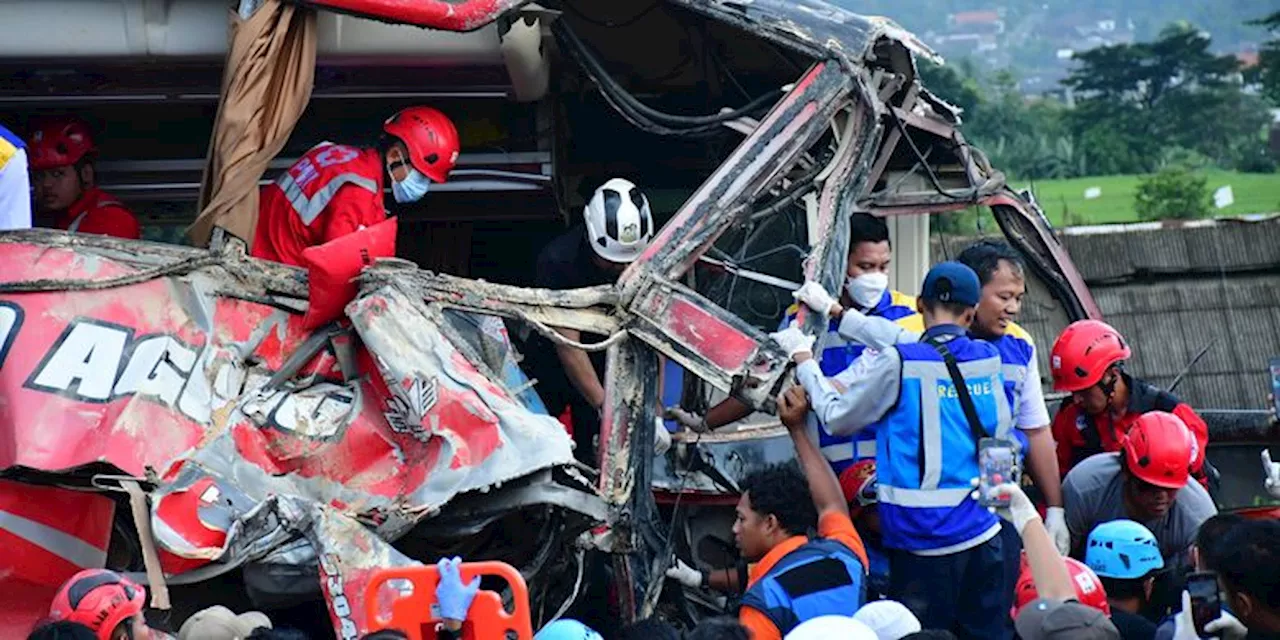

0,507,107,569
276,170,379,226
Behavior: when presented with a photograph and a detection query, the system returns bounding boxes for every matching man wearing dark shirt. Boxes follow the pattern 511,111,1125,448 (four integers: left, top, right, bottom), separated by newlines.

525,178,655,464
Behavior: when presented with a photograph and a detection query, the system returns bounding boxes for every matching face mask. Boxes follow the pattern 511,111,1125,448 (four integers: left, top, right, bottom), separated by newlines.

844,272,889,309
391,167,432,203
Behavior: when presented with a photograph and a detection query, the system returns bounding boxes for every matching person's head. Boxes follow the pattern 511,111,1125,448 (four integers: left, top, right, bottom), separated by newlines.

1119,412,1193,522
843,213,893,310
735,463,817,562
784,616,877,640
1193,513,1247,572
955,241,1026,338
839,459,880,539
27,118,98,213
27,621,98,640
916,261,980,328
534,619,602,640
47,569,149,640
900,632,959,640
582,177,655,274
360,631,409,640
1013,599,1120,640
178,605,272,640
1215,519,1280,631
245,630,308,640
852,600,922,639
1085,519,1164,611
616,618,679,640
380,106,460,204
1049,320,1131,416
1014,555,1111,619
685,617,748,640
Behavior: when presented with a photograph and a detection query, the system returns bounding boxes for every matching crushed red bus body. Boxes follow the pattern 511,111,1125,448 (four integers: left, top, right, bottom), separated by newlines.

0,0,1127,637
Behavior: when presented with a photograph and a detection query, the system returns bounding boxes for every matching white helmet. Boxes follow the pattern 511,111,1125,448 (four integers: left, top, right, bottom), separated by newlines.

583,178,654,264
784,616,877,640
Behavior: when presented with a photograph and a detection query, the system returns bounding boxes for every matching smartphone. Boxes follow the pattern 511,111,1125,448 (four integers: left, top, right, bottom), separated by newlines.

977,438,1019,508
1186,571,1222,638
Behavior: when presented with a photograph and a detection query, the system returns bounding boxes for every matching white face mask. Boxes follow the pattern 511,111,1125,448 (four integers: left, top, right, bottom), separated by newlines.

844,272,889,309
391,167,432,204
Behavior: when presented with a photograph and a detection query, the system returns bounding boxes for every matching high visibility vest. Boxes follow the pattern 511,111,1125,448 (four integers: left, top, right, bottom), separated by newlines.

874,334,1012,554
740,538,866,636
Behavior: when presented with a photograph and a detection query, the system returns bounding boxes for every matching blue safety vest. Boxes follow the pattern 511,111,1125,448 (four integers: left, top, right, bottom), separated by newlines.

740,538,866,636
874,329,1013,553
783,289,917,474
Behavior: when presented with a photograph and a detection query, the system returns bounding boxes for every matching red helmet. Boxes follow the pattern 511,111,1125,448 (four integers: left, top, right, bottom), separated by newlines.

1122,411,1192,489
1013,555,1110,618
382,106,460,184
1049,320,1131,392
839,459,878,516
26,118,97,171
48,569,146,640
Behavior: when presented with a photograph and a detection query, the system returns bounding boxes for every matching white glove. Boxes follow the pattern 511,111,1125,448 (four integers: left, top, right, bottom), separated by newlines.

1205,609,1249,640
1263,450,1280,499
972,481,1040,535
769,323,816,359
793,281,838,317
665,407,709,433
1044,507,1070,556
665,558,703,589
1172,591,1200,640
654,417,672,456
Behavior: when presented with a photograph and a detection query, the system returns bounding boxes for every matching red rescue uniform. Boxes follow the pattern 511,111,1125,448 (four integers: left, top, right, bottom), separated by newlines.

1052,372,1211,489
252,142,386,267
56,186,141,240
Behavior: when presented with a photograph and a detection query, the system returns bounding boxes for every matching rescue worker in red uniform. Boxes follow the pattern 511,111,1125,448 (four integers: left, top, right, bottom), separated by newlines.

1049,319,1213,490
252,106,459,266
27,118,141,239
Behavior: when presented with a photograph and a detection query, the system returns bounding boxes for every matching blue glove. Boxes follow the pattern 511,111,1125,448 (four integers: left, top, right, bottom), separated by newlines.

436,557,481,622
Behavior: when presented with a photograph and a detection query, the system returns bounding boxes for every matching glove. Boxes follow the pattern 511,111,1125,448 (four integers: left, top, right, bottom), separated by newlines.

972,480,1040,535
665,558,704,589
436,557,481,622
1263,450,1280,499
1205,610,1249,640
793,281,838,317
1044,507,1070,556
769,323,816,359
666,407,710,433
654,417,672,456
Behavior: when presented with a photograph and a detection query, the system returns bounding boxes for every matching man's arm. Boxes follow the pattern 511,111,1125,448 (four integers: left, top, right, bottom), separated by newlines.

552,328,606,410
835,309,920,348
793,348,900,436
778,386,849,519
702,398,755,430
990,483,1075,601
1019,353,1063,509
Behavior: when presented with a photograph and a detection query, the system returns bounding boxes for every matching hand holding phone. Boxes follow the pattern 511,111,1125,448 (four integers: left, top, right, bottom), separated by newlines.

1187,572,1222,638
977,438,1019,508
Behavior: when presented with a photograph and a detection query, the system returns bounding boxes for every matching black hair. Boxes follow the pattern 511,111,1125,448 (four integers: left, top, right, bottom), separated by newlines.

1215,519,1280,612
1099,576,1149,600
616,619,680,640
921,298,973,317
247,629,310,640
26,622,98,640
360,631,409,640
1195,513,1246,572
901,631,959,640
849,213,891,249
956,240,1024,286
685,617,749,640
740,463,818,537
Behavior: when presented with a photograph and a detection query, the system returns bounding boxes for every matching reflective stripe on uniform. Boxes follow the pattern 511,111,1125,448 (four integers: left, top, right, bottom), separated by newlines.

0,508,107,569
276,165,379,226
877,485,973,508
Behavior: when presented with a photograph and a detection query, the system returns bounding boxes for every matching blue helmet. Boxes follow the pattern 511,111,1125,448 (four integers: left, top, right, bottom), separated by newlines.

535,619,604,640
1086,519,1165,579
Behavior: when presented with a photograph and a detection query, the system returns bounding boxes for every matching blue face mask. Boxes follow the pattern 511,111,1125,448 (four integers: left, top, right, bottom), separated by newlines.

391,168,432,203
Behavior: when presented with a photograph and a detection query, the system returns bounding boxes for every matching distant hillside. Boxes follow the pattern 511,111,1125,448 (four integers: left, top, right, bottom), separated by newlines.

830,0,1274,91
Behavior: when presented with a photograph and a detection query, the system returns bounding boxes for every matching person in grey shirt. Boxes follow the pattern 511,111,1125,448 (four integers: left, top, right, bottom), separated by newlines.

1062,413,1216,563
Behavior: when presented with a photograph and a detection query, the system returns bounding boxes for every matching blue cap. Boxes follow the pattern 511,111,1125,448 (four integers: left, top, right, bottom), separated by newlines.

920,261,981,307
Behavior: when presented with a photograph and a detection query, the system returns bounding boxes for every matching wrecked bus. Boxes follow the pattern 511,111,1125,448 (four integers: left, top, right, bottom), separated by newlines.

6,0,1269,637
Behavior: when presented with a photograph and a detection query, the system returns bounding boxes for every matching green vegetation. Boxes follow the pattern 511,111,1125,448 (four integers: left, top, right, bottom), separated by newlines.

1015,171,1280,225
